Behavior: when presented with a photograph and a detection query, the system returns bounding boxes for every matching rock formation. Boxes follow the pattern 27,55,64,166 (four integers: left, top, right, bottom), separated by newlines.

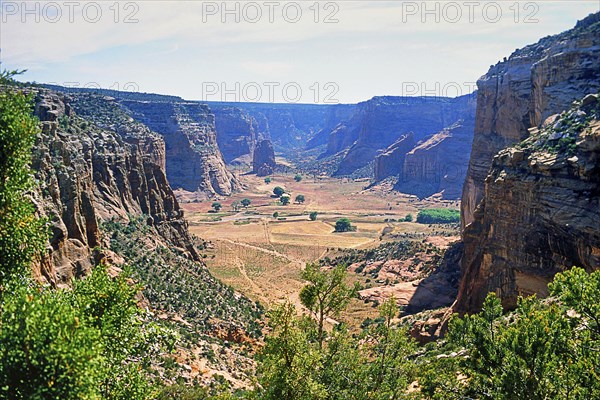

461,13,600,228
325,95,475,176
373,133,416,181
395,116,475,199
30,89,199,285
457,12,600,313
252,139,276,176
120,100,240,195
212,106,261,163
457,95,600,312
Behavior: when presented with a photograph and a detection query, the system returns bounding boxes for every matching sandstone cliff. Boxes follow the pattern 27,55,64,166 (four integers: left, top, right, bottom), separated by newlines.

31,89,199,285
395,116,475,199
461,13,600,228
252,139,276,176
328,95,475,176
120,100,240,195
457,94,600,312
212,106,261,163
373,133,416,181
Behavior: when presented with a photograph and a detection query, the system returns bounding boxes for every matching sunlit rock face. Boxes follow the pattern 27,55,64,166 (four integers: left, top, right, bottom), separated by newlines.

456,12,600,313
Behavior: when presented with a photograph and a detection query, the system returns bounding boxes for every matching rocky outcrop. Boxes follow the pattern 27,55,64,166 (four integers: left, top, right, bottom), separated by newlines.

305,104,357,149
461,13,600,228
373,133,416,181
120,100,240,195
30,89,199,285
395,116,475,199
252,139,276,176
212,106,261,163
456,95,600,312
328,95,475,176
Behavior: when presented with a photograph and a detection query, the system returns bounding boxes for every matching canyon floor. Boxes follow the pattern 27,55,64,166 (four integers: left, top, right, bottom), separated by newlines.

180,172,460,329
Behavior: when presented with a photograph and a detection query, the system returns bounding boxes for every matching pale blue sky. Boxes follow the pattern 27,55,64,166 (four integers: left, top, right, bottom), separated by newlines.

2,1,599,103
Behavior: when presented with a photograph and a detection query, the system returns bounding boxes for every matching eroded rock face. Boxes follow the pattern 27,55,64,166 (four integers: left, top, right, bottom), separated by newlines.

212,106,261,163
252,139,276,176
461,13,600,228
395,116,476,199
30,89,199,285
120,100,240,196
329,95,475,176
373,133,416,181
456,95,600,313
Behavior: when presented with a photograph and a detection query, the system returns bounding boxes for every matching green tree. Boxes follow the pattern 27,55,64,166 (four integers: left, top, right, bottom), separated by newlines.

273,186,285,197
280,194,291,206
299,264,358,348
264,176,272,184
0,75,46,291
211,202,222,212
309,211,318,221
294,174,303,182
272,212,279,219
241,198,252,208
404,214,413,222
231,200,241,212
257,302,325,400
0,266,162,400
334,218,355,232
365,298,417,398
295,194,305,204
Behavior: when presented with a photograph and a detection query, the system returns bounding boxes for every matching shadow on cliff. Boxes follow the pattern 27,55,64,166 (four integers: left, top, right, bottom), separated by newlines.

402,242,463,315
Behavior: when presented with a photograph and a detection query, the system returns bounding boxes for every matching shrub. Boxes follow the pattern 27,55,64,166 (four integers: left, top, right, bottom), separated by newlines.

294,174,302,182
211,202,222,212
264,177,272,184
416,209,459,224
241,198,252,208
280,194,291,205
295,194,305,204
309,212,318,221
334,218,356,232
273,186,285,197
273,212,279,218
404,214,413,222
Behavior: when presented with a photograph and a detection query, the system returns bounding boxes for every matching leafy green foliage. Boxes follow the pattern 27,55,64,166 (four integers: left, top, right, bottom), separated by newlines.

416,208,460,224
257,296,417,400
309,211,318,221
0,81,46,290
264,176,272,184
212,202,222,212
422,267,600,399
273,186,285,197
272,212,279,218
334,218,356,232
280,194,290,205
241,198,251,208
294,174,302,182
404,214,413,222
0,266,162,400
299,264,359,348
295,194,305,203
